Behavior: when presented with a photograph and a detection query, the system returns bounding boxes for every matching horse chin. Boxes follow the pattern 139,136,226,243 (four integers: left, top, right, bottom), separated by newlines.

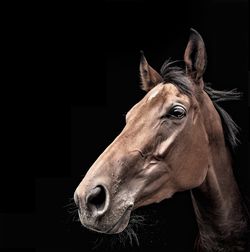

105,207,132,234
79,206,133,235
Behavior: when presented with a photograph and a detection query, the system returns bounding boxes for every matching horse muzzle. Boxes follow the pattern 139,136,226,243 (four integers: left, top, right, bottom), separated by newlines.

74,184,133,234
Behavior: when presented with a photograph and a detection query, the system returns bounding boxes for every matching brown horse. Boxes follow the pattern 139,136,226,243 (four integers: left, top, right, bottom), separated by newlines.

74,29,249,251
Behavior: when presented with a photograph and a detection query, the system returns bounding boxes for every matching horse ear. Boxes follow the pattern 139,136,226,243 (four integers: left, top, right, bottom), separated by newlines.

140,51,163,92
184,28,207,88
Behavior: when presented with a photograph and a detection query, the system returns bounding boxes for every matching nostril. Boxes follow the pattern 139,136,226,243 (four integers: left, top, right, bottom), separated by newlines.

86,185,107,213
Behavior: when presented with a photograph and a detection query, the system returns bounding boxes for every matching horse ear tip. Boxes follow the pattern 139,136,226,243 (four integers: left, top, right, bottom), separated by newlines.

189,28,202,39
190,27,198,33
140,50,146,62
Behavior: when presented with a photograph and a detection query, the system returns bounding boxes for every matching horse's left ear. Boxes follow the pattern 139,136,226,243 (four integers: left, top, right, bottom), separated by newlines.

140,51,163,92
184,28,207,88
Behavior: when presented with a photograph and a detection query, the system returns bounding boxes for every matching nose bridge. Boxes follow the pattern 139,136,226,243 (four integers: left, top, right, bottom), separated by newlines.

88,125,145,171
75,121,150,199
75,131,126,193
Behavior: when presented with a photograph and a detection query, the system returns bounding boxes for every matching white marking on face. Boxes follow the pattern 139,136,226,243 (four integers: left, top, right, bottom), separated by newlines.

148,89,159,101
147,85,163,101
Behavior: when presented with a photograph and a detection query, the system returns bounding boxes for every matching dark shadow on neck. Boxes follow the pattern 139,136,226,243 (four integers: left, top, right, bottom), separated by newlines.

190,96,249,251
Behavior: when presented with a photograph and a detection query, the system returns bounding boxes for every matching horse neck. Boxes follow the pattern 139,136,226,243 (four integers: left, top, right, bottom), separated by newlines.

190,93,248,251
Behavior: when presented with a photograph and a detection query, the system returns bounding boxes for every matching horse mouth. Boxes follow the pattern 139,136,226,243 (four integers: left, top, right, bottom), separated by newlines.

105,206,133,234
79,206,133,234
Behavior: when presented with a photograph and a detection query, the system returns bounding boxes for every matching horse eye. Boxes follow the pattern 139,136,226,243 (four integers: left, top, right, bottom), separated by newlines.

168,105,186,119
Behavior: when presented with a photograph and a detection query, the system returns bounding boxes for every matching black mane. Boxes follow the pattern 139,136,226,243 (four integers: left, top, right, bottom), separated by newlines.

160,59,241,150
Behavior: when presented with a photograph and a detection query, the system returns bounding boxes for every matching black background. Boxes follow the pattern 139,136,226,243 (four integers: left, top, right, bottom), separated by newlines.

1,0,249,252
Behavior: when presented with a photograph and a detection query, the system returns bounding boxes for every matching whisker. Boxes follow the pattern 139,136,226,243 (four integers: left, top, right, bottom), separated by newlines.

63,197,80,224
130,228,139,246
63,197,76,208
92,237,104,250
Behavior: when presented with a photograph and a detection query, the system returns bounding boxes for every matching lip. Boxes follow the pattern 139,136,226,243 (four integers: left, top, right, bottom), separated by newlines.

79,206,133,234
106,206,132,234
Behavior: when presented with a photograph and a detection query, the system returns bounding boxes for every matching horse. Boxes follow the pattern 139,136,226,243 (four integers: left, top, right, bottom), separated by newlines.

74,29,249,251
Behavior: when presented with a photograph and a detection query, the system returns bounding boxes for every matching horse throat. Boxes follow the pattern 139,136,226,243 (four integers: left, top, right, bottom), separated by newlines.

190,133,248,251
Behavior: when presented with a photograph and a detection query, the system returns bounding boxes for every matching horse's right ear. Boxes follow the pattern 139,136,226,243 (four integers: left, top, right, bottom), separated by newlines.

140,51,163,92
184,28,207,88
